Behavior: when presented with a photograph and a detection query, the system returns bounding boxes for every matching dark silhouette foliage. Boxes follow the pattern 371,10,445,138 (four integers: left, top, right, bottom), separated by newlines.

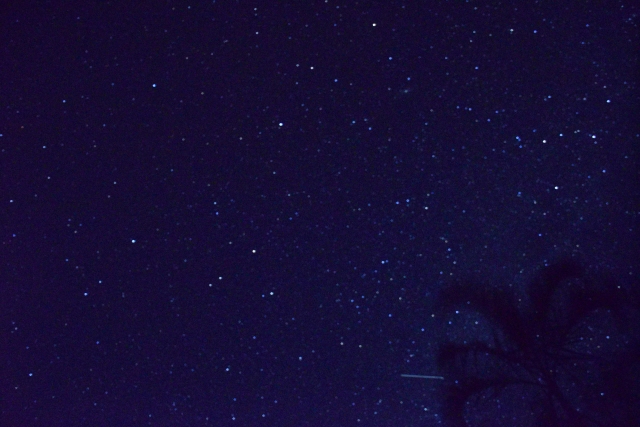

435,258,640,427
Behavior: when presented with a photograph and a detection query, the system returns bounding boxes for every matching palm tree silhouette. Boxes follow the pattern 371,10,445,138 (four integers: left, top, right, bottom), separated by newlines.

434,258,639,427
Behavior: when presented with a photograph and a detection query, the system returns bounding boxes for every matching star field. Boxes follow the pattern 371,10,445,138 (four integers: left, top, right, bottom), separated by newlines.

1,1,638,426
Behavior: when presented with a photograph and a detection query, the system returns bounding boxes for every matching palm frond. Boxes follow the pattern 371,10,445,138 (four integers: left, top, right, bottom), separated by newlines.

528,258,582,324
438,280,533,350
434,258,640,427
441,376,528,427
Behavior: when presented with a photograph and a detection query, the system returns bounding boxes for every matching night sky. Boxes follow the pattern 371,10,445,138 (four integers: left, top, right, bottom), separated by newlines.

1,1,638,426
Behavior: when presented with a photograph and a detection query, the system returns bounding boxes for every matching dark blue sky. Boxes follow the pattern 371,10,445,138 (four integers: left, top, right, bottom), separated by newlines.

1,1,638,426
